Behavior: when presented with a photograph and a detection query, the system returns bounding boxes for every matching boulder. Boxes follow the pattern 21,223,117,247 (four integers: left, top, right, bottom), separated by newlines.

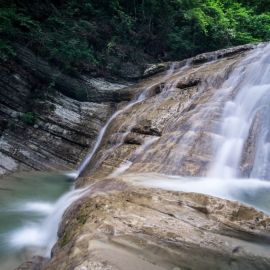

43,177,270,270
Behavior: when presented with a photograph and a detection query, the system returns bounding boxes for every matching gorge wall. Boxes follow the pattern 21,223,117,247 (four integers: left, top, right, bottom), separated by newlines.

0,46,135,176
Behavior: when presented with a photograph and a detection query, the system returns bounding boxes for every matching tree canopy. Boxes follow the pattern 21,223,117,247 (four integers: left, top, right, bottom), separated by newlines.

1,0,270,75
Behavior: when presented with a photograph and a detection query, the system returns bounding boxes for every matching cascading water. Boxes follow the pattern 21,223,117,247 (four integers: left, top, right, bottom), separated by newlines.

124,43,270,214
3,43,270,269
208,43,270,179
0,173,87,269
73,63,178,177
8,187,88,256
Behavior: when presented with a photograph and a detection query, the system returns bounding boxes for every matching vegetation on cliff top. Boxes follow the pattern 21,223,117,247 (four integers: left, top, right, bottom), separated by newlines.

1,0,270,77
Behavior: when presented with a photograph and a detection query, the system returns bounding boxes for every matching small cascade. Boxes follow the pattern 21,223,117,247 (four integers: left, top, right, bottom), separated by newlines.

119,57,231,176
74,100,140,177
73,63,179,177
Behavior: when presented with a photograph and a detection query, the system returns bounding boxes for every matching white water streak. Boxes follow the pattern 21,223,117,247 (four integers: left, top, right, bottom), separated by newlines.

9,187,88,257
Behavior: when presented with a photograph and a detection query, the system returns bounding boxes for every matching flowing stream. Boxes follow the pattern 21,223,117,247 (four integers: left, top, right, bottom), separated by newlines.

2,43,270,269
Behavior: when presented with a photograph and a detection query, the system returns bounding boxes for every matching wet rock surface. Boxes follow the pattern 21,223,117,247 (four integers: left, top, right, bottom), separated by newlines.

43,177,270,270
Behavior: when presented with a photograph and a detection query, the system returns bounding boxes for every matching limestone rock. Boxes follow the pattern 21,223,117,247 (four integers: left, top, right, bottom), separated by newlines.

80,45,254,179
143,63,168,78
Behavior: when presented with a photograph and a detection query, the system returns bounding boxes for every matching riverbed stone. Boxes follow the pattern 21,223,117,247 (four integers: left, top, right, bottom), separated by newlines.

43,177,270,270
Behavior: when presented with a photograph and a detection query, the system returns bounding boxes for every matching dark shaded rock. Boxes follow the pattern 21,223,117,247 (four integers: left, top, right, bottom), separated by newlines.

132,119,162,136
14,45,133,103
176,76,201,89
119,62,142,80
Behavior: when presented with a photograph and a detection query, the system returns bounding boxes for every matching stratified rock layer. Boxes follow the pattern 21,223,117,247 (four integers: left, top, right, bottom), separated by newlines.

0,46,136,176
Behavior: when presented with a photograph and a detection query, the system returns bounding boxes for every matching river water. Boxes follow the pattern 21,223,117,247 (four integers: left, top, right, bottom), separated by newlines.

0,172,84,269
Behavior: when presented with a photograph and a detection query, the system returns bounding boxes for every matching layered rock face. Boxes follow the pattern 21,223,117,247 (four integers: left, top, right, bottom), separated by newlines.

0,48,133,176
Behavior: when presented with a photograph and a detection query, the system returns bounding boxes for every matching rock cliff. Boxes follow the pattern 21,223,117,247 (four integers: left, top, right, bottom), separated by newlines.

0,46,133,176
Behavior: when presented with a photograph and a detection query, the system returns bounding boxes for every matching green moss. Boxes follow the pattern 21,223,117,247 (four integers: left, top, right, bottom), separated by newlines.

60,231,71,247
20,112,36,125
76,214,88,225
59,203,91,247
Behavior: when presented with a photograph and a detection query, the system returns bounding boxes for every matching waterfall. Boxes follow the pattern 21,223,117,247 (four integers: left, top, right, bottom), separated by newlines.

123,43,270,214
5,44,270,269
0,63,181,267
208,43,270,179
